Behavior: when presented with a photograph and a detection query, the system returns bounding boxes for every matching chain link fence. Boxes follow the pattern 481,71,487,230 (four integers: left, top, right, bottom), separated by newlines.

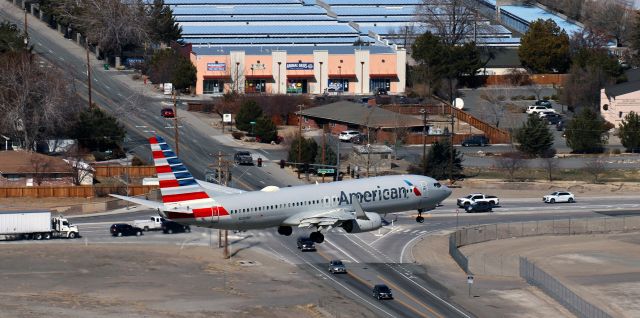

520,257,613,318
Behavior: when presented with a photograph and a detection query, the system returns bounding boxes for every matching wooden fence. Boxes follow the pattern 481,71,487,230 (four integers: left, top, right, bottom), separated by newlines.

94,166,156,178
0,185,158,198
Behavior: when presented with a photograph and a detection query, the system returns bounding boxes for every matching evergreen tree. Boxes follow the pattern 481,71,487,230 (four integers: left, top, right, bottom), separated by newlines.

315,143,337,166
617,111,640,152
148,49,196,90
69,107,125,153
565,108,609,153
519,19,571,73
418,140,463,180
0,22,27,53
288,136,318,164
515,115,554,157
411,32,448,96
172,55,196,90
235,100,263,132
254,116,277,143
147,0,182,45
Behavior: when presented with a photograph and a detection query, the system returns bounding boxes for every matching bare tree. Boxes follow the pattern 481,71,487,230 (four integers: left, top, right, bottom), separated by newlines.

479,88,509,128
64,146,94,186
582,156,606,183
528,85,546,101
583,0,635,46
541,148,559,182
0,53,80,151
494,151,527,181
30,154,51,186
417,0,481,46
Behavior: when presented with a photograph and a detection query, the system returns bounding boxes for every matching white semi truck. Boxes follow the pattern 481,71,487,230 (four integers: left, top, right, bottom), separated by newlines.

0,211,80,240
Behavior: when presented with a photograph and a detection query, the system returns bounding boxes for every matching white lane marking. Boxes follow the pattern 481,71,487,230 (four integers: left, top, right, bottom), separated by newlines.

324,238,359,263
276,240,394,317
48,49,53,53
105,85,111,90
59,57,64,61
368,227,402,246
117,93,123,97
259,180,266,184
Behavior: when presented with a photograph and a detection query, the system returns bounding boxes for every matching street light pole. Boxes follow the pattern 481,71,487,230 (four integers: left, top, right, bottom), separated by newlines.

23,7,28,40
420,107,427,175
338,65,342,94
360,61,365,94
277,61,282,94
235,62,240,93
319,61,323,94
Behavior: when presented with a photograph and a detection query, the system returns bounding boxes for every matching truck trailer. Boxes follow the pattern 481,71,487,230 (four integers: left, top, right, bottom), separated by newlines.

0,211,80,240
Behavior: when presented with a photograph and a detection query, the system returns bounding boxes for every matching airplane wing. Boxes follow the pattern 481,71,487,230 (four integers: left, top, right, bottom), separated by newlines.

196,179,245,196
282,208,356,229
109,194,164,210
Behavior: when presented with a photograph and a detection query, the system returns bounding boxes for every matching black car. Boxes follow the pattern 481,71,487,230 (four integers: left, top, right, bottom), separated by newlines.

465,201,494,213
297,236,316,251
110,223,143,237
543,113,563,125
372,284,393,300
161,220,191,234
462,135,489,147
234,151,253,165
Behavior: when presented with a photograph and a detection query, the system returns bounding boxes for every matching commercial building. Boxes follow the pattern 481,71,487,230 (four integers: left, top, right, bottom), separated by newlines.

600,69,640,128
190,46,406,95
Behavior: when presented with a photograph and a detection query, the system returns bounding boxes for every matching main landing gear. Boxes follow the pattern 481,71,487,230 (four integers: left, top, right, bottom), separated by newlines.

416,209,425,223
309,231,324,244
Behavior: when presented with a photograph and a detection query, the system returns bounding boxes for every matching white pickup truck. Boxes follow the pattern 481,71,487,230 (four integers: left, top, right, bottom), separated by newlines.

133,216,164,231
457,193,500,208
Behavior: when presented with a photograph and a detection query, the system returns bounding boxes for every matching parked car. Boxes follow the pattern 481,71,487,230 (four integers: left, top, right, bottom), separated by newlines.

542,113,563,125
161,108,175,118
535,100,552,107
161,219,191,234
372,284,393,300
110,224,143,237
543,191,575,203
234,151,253,165
465,201,494,213
526,105,554,114
462,135,489,147
538,110,557,119
328,260,347,274
338,130,361,142
297,236,316,251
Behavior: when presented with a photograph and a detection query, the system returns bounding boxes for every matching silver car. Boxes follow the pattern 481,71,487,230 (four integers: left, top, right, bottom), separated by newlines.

328,260,347,274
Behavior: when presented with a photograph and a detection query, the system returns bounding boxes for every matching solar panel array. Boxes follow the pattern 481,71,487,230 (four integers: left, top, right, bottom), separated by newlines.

161,0,520,47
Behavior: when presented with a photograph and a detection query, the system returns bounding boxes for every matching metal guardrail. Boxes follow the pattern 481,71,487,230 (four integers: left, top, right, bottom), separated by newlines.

519,257,613,318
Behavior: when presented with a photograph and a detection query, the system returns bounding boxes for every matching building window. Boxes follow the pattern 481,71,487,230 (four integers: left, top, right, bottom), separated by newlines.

328,79,349,92
287,79,307,94
370,79,390,93
619,112,623,118
246,79,266,93
203,80,224,94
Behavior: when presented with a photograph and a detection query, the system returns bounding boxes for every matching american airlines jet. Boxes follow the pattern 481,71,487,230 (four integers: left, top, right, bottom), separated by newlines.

111,135,451,243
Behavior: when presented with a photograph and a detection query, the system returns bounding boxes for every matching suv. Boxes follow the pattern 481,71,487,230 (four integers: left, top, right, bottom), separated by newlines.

339,130,360,142
535,100,552,107
328,260,347,274
297,236,316,252
543,191,575,203
161,108,175,118
372,284,393,300
234,151,253,165
161,219,191,234
542,113,562,125
462,135,489,147
526,105,554,114
110,224,143,237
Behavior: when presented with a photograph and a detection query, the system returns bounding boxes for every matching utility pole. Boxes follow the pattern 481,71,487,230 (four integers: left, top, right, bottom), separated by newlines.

86,39,93,109
297,104,303,179
421,107,427,175
23,7,28,40
173,90,180,156
449,106,455,183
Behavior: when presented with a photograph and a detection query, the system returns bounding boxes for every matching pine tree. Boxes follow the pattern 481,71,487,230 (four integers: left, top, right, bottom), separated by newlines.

519,19,571,73
515,114,554,157
288,136,317,164
147,0,182,45
254,116,277,143
235,100,263,132
418,140,463,180
617,111,640,152
565,108,609,153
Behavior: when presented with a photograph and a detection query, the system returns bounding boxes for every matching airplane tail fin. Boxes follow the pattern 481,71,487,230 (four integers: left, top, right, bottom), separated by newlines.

150,135,223,218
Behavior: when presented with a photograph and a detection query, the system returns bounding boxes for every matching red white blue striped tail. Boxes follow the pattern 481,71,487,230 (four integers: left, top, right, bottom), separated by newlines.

149,135,217,210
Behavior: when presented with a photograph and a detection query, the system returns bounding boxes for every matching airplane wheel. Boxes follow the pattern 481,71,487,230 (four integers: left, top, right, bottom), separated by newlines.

277,226,293,236
416,216,425,223
310,232,324,243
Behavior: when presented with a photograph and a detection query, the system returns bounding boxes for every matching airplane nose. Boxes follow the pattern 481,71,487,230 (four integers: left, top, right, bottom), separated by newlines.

441,185,452,199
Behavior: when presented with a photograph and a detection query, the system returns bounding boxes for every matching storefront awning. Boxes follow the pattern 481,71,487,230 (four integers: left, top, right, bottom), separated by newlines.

370,74,398,79
328,74,357,79
287,74,315,79
204,75,231,79
245,74,273,80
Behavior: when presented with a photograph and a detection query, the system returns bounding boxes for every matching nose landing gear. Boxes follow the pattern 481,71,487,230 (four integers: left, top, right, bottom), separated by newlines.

416,209,425,223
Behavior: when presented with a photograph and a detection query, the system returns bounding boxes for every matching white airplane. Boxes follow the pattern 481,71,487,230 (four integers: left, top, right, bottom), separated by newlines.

111,135,451,243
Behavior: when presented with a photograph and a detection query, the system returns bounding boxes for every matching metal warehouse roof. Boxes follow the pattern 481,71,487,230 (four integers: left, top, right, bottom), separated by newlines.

500,5,582,35
185,36,375,45
163,0,301,4
297,101,423,129
323,0,422,5
172,5,326,15
191,45,396,55
182,24,358,36
176,15,335,22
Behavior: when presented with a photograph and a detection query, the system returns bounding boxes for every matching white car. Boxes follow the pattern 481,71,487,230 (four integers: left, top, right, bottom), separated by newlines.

526,105,554,114
338,130,360,142
538,110,557,118
543,191,575,203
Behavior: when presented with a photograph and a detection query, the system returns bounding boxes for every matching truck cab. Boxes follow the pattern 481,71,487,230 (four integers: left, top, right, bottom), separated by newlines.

134,216,164,231
51,217,80,239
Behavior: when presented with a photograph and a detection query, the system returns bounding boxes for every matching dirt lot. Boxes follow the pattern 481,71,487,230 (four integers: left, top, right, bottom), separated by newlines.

0,244,372,318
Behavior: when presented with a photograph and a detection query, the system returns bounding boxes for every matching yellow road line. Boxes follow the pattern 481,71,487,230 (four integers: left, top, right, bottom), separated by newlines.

377,275,443,318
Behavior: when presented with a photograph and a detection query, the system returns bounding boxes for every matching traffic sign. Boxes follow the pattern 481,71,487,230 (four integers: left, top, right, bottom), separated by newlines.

317,168,335,174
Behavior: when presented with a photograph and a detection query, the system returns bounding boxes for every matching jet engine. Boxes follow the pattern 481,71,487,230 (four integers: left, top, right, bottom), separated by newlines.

341,212,383,233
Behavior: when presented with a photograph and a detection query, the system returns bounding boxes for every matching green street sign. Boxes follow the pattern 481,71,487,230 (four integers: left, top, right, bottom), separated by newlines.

317,168,335,174
250,121,256,125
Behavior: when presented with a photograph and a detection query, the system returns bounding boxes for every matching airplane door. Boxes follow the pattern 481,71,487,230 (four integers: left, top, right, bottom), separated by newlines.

211,207,220,224
419,181,428,197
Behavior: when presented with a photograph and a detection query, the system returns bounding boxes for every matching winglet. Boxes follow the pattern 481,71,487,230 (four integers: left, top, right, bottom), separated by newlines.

351,199,370,220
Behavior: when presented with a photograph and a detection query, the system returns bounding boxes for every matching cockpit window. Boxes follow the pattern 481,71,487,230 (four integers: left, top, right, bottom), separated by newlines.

433,183,441,188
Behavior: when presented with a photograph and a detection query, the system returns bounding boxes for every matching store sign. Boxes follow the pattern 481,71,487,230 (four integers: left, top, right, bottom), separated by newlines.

207,63,226,71
286,62,314,70
251,63,266,70
223,114,232,123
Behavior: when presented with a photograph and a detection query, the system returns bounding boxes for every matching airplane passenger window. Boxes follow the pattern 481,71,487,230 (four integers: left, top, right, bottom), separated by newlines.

434,183,441,188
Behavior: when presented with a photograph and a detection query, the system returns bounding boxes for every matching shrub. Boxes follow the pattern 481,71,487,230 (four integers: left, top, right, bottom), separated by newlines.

231,131,245,140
